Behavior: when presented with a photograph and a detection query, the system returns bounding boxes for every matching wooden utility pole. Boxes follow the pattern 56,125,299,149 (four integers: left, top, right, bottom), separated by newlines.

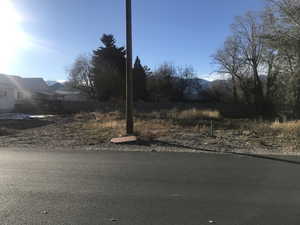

126,0,134,134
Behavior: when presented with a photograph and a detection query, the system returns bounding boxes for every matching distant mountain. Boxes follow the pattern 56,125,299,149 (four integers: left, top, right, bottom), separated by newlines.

48,82,65,91
210,79,231,86
187,78,212,89
183,78,212,100
46,81,57,86
194,78,211,89
46,80,66,86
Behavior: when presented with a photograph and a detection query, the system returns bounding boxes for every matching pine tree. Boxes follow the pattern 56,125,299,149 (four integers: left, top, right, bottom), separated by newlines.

92,34,126,100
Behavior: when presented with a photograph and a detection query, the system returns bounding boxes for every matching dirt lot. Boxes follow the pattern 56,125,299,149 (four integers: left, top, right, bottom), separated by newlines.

0,110,299,155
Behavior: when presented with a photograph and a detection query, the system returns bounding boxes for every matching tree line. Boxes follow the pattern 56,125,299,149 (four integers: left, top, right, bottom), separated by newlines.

68,0,300,118
68,34,199,103
212,0,300,117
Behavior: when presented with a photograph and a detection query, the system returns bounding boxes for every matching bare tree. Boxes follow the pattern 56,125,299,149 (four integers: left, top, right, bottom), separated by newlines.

264,0,300,116
212,0,300,117
267,0,300,28
264,0,300,71
231,12,266,112
176,65,196,99
213,36,245,103
68,55,96,98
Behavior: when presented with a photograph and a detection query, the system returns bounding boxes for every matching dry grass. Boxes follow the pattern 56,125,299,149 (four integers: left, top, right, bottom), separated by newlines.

75,109,220,141
245,120,300,152
134,119,177,139
173,108,221,120
269,120,300,151
165,108,221,128
251,120,300,138
1,108,300,153
80,117,176,141
74,110,300,152
270,120,300,137
0,127,13,136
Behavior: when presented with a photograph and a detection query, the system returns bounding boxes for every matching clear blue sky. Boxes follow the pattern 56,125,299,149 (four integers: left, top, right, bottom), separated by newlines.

3,0,265,81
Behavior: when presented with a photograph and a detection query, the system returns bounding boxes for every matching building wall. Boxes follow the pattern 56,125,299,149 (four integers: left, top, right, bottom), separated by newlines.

14,89,32,100
0,85,16,112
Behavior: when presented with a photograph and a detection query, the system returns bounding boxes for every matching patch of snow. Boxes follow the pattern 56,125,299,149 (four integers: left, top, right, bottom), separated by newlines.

0,113,54,120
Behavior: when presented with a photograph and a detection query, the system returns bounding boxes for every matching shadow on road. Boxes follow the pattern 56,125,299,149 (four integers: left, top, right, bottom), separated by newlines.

134,139,300,166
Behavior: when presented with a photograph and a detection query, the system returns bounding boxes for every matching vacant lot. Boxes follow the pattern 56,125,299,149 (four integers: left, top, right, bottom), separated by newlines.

0,108,299,154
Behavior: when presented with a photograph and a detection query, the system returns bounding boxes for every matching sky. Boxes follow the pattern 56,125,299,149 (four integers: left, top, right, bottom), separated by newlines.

1,0,266,81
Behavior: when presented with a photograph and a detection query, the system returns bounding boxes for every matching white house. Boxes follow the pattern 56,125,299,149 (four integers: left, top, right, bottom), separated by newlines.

0,74,89,112
0,82,16,112
0,74,51,112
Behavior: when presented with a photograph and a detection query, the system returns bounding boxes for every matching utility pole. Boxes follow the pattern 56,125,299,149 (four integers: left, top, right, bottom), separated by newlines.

126,0,134,134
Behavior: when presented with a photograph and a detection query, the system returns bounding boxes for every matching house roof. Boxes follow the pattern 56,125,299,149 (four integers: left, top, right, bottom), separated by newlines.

0,74,22,88
21,78,49,91
0,74,49,92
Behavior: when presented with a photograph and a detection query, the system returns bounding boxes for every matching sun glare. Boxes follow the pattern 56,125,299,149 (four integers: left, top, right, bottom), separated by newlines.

0,0,28,72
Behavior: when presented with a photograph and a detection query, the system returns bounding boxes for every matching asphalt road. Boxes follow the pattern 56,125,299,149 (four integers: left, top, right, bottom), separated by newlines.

0,150,300,225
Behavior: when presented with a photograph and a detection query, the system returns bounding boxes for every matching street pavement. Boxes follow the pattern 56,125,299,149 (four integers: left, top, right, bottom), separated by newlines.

0,149,300,225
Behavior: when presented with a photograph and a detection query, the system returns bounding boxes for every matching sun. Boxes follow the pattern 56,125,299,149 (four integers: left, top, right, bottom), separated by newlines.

0,0,28,73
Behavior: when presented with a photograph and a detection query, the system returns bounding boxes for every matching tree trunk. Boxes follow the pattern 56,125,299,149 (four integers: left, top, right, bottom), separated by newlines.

253,63,265,114
266,62,273,100
239,80,251,105
293,40,300,117
232,75,238,103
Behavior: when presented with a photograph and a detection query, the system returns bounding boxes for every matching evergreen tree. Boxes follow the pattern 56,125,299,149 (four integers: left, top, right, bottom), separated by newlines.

133,57,147,101
92,34,126,100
